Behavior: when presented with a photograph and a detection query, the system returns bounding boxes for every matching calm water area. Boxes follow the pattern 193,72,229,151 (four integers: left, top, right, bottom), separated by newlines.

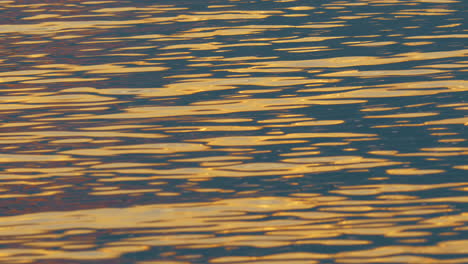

0,0,467,263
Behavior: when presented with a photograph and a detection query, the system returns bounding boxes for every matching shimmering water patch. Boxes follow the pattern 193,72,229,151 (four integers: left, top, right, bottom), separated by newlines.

0,0,466,263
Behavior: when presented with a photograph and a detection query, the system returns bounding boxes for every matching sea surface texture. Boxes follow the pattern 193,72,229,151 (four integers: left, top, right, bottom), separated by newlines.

0,0,467,263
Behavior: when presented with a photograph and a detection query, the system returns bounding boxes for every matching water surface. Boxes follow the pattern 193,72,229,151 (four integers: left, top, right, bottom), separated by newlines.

0,0,467,263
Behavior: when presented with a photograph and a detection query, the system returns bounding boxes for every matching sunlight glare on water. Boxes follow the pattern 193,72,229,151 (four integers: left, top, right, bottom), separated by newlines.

0,0,467,263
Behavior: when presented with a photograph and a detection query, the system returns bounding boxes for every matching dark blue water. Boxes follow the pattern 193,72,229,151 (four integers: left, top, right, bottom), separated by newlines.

0,0,467,263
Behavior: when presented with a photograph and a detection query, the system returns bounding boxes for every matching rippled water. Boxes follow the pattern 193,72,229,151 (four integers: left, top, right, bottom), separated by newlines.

0,0,467,263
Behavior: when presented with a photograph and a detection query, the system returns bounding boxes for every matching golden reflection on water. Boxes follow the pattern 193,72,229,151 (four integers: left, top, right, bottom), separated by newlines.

1,193,468,262
0,0,467,263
